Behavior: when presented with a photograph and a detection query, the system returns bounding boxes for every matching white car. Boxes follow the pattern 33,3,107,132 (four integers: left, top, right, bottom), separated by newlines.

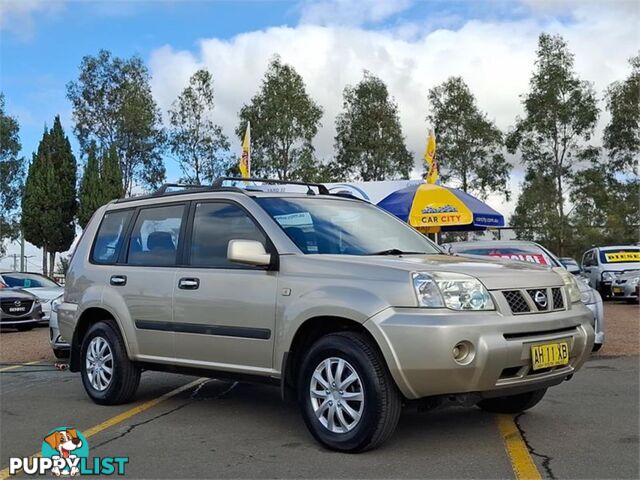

0,272,64,325
611,270,640,303
581,246,640,298
49,294,70,358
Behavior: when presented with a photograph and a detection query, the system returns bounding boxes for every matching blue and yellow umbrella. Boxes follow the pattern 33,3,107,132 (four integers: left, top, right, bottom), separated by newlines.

377,183,505,233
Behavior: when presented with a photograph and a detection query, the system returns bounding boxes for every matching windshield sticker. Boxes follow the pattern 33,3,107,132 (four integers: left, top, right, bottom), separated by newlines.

604,251,640,263
488,253,549,265
273,212,313,227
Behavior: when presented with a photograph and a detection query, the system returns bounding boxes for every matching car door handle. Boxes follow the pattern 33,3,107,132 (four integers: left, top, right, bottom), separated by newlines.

110,275,127,286
178,278,200,290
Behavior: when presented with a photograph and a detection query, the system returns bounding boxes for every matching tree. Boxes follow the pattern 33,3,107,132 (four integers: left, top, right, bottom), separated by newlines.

78,143,123,229
22,129,55,274
427,77,511,199
67,50,165,195
333,72,412,181
22,117,77,275
101,144,123,202
0,93,25,255
603,53,639,174
168,69,230,184
78,143,102,229
506,33,599,255
570,168,639,256
510,169,564,252
236,57,323,180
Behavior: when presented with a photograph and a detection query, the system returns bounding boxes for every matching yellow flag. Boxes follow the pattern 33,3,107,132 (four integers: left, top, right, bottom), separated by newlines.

239,122,250,178
424,129,439,184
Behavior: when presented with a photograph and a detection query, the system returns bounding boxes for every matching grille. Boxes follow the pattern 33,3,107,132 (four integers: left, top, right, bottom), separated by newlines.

503,290,530,313
552,287,564,310
1,300,33,315
527,289,549,311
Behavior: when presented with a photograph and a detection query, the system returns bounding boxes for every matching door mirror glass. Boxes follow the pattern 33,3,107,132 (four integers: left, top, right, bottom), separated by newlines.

227,240,271,266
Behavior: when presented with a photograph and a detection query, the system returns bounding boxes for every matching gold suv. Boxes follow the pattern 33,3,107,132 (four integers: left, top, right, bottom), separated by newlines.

58,178,595,452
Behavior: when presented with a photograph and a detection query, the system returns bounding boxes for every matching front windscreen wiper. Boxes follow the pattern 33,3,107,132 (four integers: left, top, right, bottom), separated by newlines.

369,249,426,256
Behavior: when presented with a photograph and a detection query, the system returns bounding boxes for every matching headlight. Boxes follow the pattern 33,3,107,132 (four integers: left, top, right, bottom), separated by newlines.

630,277,640,286
554,268,581,303
412,272,494,310
51,294,64,313
601,271,616,282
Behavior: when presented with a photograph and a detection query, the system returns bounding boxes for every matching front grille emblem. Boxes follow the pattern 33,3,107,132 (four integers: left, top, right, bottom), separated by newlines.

13,300,22,307
533,290,548,309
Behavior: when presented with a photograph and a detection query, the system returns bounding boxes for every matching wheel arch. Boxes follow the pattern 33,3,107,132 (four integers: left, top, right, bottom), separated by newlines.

280,315,386,402
69,306,128,372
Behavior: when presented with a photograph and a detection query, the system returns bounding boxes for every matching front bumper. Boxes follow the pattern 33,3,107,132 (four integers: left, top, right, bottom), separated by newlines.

365,303,595,399
611,282,639,301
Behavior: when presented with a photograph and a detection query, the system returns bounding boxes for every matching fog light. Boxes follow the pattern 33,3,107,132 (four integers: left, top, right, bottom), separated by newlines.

452,341,475,365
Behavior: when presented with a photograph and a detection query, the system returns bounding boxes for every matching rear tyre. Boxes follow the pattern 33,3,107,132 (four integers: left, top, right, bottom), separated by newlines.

298,332,402,453
80,320,140,405
16,325,33,332
477,388,547,414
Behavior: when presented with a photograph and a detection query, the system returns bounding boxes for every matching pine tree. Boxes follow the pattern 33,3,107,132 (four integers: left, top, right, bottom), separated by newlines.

101,144,123,202
78,143,102,229
22,118,77,275
332,72,412,181
22,128,54,274
46,116,77,274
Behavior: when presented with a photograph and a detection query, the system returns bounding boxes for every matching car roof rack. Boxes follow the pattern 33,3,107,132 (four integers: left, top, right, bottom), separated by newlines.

212,177,330,195
115,177,349,204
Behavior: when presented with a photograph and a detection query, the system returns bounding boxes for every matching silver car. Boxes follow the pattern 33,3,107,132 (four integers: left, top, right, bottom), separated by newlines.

0,272,64,325
611,270,640,303
581,246,640,298
57,179,595,452
442,240,605,351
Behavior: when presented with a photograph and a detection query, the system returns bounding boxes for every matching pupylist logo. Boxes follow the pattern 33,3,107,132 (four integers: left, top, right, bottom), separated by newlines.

9,427,128,476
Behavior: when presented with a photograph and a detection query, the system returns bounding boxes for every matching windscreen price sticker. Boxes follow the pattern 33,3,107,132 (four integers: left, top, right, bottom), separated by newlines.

604,252,640,262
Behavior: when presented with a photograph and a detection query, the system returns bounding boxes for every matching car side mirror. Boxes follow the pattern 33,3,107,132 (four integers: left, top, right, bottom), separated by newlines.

227,240,272,266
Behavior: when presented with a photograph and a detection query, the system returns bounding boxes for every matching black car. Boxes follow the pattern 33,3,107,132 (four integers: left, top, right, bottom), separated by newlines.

0,288,44,331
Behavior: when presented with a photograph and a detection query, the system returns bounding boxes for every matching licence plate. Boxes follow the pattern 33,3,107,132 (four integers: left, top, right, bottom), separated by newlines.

531,342,569,370
612,287,623,294
8,307,26,313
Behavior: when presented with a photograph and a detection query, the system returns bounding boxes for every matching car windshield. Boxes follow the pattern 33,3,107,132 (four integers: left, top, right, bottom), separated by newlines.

450,244,558,266
1,273,59,288
256,197,441,256
599,248,640,264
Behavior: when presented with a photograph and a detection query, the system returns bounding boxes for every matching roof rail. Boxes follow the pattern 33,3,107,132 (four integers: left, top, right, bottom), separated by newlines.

212,177,330,195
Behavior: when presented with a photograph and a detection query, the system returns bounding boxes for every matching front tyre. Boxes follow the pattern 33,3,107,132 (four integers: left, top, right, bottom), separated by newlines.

299,332,402,453
477,388,547,414
80,320,140,405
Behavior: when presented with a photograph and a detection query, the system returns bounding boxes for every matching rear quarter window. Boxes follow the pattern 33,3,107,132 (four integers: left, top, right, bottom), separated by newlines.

91,210,133,264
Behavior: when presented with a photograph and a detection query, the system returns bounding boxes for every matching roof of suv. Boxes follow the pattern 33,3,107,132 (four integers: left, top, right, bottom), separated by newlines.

112,178,361,205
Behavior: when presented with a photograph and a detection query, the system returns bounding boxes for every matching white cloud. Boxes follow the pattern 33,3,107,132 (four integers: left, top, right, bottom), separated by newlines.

149,2,638,217
0,0,65,40
298,0,414,26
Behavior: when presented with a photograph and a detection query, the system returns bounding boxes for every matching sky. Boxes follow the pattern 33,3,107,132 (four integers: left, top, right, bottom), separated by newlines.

1,0,639,271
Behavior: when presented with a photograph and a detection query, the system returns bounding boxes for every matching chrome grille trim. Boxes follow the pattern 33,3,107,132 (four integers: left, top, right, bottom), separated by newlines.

501,287,566,315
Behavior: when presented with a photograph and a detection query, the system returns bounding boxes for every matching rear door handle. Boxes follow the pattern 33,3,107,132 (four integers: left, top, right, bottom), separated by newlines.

110,275,127,286
178,278,200,290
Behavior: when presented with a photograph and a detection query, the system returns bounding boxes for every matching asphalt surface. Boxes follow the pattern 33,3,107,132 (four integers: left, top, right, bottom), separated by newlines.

1,355,638,479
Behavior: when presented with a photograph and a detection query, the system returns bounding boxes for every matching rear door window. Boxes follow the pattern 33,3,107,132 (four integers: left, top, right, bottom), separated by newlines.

189,202,267,267
92,210,133,264
127,205,185,266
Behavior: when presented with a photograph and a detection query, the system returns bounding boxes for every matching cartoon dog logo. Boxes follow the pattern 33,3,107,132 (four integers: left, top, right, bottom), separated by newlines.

43,428,83,476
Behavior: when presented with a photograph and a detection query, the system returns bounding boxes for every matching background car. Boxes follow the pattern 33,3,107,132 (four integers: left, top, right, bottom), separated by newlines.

0,288,44,331
611,270,640,303
443,240,605,351
0,272,64,325
559,257,580,275
48,294,70,358
581,246,640,298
